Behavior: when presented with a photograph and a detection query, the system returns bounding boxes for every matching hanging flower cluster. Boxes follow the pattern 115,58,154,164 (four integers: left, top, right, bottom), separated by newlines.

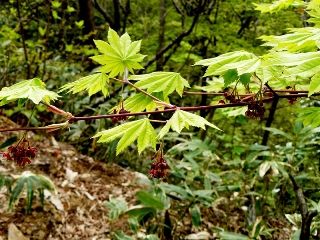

1,140,37,167
149,149,169,179
111,101,130,124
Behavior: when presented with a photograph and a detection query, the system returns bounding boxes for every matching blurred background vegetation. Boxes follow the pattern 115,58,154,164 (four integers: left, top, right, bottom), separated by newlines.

1,1,319,238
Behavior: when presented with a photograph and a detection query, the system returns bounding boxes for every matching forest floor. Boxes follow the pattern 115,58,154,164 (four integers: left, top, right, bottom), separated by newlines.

0,116,142,240
0,116,292,240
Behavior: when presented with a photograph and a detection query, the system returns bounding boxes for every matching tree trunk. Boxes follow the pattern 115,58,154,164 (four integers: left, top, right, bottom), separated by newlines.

79,0,95,36
113,0,121,32
156,0,166,70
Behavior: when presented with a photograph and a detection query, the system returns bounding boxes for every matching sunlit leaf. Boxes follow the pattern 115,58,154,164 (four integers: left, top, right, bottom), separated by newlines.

254,0,304,13
309,72,320,96
158,110,221,139
0,78,59,105
93,118,157,154
91,28,145,77
60,72,109,96
130,72,190,97
194,51,256,77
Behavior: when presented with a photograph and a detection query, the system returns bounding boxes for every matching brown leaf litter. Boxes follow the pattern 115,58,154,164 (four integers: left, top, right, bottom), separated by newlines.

0,116,141,239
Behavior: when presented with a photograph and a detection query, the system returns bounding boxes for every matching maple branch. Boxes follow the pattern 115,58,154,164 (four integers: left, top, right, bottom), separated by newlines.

0,92,318,132
184,91,253,97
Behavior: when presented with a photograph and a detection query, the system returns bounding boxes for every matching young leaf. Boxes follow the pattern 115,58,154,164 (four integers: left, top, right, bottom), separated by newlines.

158,110,221,139
223,69,238,87
254,0,304,13
105,197,128,220
194,51,256,77
287,55,320,78
190,205,202,227
309,72,320,96
260,27,320,52
60,72,109,96
297,107,320,127
91,28,145,77
129,72,190,97
0,78,59,105
136,190,165,210
93,118,157,155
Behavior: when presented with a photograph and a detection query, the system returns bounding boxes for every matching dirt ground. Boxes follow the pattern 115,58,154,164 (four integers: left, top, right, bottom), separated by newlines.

0,116,142,239
0,116,293,240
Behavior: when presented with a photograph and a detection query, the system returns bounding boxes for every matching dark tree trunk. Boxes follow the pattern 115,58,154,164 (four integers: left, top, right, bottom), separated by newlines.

79,0,95,36
156,0,166,70
113,0,121,32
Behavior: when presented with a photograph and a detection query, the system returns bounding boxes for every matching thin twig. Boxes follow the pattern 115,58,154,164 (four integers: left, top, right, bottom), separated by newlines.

111,77,175,108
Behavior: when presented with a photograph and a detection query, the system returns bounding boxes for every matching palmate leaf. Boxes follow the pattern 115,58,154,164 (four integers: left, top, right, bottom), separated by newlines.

93,118,157,155
60,72,109,96
91,28,145,77
158,110,221,139
194,51,257,77
253,0,304,13
116,92,169,113
260,27,320,52
287,55,320,78
297,107,320,127
268,51,320,78
129,72,190,97
0,78,59,105
309,72,320,96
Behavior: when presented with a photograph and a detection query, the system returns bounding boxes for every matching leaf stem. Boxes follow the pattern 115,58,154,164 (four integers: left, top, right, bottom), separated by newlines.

111,77,175,108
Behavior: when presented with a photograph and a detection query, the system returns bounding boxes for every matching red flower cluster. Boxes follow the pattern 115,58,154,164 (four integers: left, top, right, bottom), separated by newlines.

111,108,130,124
149,156,169,179
224,92,241,103
1,142,37,167
245,101,265,119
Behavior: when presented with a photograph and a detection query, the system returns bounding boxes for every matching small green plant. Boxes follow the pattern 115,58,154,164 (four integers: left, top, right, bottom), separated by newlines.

1,171,55,213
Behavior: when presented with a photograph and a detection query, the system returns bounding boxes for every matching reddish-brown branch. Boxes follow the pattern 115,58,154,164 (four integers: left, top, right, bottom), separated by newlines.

68,96,275,122
183,90,309,96
0,92,318,133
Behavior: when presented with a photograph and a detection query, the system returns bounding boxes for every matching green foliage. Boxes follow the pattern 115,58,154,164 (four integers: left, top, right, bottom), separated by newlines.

9,171,55,213
309,72,320,96
195,50,257,76
0,174,13,192
91,28,145,77
129,72,190,97
297,107,320,127
0,78,59,105
94,118,157,155
254,0,304,13
158,110,220,139
105,197,128,220
260,27,320,52
60,72,109,97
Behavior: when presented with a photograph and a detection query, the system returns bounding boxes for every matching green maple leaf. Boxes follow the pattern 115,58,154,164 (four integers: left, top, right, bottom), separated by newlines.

0,78,59,105
91,28,145,77
194,51,257,77
297,107,320,127
93,118,156,155
129,72,190,97
309,72,320,96
60,72,109,96
254,0,304,13
158,110,221,139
